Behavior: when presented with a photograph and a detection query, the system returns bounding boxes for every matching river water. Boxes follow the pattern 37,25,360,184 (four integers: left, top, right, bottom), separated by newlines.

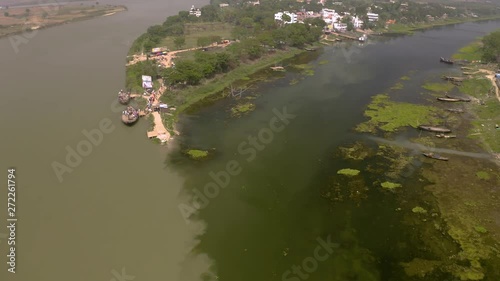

0,0,499,280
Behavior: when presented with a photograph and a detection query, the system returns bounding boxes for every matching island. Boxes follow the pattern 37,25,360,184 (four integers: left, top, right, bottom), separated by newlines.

0,0,126,38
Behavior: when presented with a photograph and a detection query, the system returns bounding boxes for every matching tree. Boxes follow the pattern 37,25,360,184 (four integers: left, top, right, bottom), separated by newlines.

482,31,500,62
4,12,9,17
281,13,291,24
178,11,190,21
197,36,212,47
174,36,186,49
201,5,219,22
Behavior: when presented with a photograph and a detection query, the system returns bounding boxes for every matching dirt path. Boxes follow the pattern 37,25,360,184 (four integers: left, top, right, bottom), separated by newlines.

127,42,232,67
479,69,500,103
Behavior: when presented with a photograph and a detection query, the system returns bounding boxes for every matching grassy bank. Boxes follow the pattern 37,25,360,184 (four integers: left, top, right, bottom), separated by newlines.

160,48,306,132
0,4,127,38
380,15,500,35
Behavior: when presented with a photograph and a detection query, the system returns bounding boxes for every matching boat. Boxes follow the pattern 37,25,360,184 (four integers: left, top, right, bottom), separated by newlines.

418,125,452,133
437,97,461,102
121,106,139,124
118,90,130,105
358,34,367,42
270,66,285,71
304,47,317,51
442,76,465,82
436,133,457,138
423,152,449,161
446,108,464,113
445,94,471,102
440,57,454,64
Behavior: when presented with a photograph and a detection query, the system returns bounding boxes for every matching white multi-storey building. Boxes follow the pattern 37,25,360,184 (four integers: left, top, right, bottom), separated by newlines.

189,5,201,17
367,12,379,22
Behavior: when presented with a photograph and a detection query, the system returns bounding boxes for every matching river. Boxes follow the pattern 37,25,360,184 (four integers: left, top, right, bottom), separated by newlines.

0,1,499,280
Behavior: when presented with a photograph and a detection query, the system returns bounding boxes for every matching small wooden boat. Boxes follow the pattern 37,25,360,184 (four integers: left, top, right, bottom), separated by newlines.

270,66,285,71
445,94,471,102
437,97,461,102
440,57,454,64
118,90,130,105
442,76,465,82
121,106,139,124
418,125,451,133
446,108,464,113
436,133,457,139
423,152,449,161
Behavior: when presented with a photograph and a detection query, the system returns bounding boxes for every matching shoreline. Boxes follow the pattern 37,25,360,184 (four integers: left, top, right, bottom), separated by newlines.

377,15,500,35
0,5,127,39
126,44,308,143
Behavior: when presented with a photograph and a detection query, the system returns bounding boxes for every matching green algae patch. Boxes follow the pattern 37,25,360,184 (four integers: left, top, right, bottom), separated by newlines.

319,60,329,65
338,142,374,161
390,82,404,90
474,226,488,234
289,78,299,85
185,149,209,160
381,181,402,190
356,94,440,133
412,206,428,214
231,102,255,117
337,168,360,176
401,258,442,277
303,69,315,76
422,82,455,93
475,171,491,180
400,76,411,81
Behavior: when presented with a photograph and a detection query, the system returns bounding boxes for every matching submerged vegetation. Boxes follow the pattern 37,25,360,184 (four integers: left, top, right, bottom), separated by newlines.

380,181,402,190
185,149,209,160
337,168,361,176
230,102,255,117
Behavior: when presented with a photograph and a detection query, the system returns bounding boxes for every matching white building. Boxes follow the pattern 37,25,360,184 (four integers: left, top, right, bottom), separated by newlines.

219,3,229,8
352,16,363,29
189,5,201,17
367,12,379,22
274,11,298,24
333,22,347,31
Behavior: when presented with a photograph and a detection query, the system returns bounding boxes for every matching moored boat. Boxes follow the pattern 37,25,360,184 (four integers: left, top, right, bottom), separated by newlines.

118,90,131,105
423,152,449,161
121,106,139,124
418,125,452,133
437,97,461,102
440,57,454,64
436,133,457,139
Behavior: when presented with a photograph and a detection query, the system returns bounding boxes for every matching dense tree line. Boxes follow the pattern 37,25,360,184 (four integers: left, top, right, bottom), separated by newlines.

482,30,500,63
